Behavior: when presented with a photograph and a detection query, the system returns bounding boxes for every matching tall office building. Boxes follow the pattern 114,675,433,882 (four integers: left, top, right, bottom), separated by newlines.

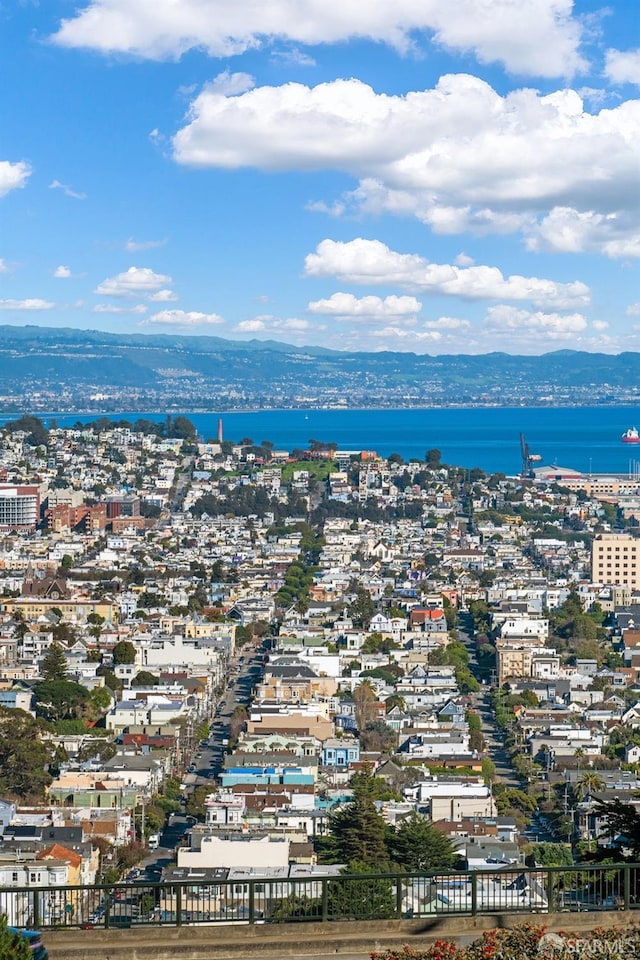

592,532,640,589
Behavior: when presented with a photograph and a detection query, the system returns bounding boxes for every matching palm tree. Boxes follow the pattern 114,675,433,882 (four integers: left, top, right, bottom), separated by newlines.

574,770,606,800
574,746,586,771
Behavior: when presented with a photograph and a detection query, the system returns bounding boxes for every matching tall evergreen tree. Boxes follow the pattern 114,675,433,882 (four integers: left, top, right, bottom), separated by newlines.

41,641,69,681
389,814,456,873
327,860,395,920
322,791,390,866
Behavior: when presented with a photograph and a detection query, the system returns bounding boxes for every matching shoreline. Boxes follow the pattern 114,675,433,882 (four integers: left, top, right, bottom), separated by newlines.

1,402,640,419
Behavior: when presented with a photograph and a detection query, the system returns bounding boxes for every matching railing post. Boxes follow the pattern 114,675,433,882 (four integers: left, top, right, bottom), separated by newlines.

321,878,328,922
248,879,255,924
396,874,403,918
104,886,111,929
471,872,477,917
32,888,41,929
176,884,182,927
624,865,631,911
545,869,555,914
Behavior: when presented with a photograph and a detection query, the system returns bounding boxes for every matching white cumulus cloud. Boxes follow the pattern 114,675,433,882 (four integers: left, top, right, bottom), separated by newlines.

95,266,172,298
527,207,640,258
236,319,266,332
484,304,588,338
305,239,590,308
53,265,72,278
142,309,223,326
605,48,640,86
148,289,178,302
171,73,639,255
371,327,443,344
51,0,585,77
424,316,471,330
0,160,30,198
273,318,314,331
0,298,55,311
236,316,316,334
307,292,422,320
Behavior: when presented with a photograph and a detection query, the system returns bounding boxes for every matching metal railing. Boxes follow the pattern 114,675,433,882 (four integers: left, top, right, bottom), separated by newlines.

1,862,639,930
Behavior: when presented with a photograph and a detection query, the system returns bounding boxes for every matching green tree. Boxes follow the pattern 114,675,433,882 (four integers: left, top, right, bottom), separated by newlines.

361,632,399,655
0,707,54,800
169,416,197,440
456,667,480,693
96,665,123,697
87,612,105,641
389,814,455,872
112,640,137,664
34,679,90,721
41,641,69,681
477,643,497,678
574,771,606,799
0,915,32,960
5,414,49,447
349,768,399,803
185,785,209,820
442,596,457,631
348,586,376,628
494,785,537,817
76,738,117,763
425,448,442,467
525,842,574,867
11,609,28,642
481,758,496,784
52,620,78,645
322,791,390,866
327,860,395,920
270,893,320,922
88,686,112,714
132,670,159,686
235,625,252,647
385,694,406,713
114,840,147,872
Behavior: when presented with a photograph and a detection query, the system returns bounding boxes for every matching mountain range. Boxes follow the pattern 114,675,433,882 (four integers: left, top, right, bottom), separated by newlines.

1,325,638,410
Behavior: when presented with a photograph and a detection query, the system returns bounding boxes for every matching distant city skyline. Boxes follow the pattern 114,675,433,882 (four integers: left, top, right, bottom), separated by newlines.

1,1,638,355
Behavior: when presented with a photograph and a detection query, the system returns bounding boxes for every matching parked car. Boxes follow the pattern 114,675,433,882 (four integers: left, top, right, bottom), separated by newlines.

8,927,48,960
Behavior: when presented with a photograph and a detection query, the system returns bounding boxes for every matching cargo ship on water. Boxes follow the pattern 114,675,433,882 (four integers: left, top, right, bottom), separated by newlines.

621,427,640,443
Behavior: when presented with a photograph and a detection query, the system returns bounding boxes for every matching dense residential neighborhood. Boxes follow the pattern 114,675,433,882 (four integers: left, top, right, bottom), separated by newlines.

3,415,640,924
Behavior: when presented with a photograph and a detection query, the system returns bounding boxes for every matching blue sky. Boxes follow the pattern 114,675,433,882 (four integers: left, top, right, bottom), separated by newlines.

0,0,638,355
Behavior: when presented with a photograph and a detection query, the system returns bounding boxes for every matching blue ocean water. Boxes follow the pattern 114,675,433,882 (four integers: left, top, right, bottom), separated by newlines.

9,407,640,477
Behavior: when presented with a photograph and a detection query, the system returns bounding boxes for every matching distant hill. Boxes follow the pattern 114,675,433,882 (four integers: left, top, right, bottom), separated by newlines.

0,325,637,410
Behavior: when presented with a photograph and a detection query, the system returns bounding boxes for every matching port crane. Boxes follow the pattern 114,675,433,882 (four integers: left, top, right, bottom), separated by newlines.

520,433,542,477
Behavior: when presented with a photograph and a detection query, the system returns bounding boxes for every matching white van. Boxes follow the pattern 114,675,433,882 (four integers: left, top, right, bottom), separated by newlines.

147,834,160,851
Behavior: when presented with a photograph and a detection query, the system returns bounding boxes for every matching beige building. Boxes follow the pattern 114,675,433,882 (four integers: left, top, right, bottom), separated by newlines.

177,834,290,870
592,533,640,589
496,645,560,684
